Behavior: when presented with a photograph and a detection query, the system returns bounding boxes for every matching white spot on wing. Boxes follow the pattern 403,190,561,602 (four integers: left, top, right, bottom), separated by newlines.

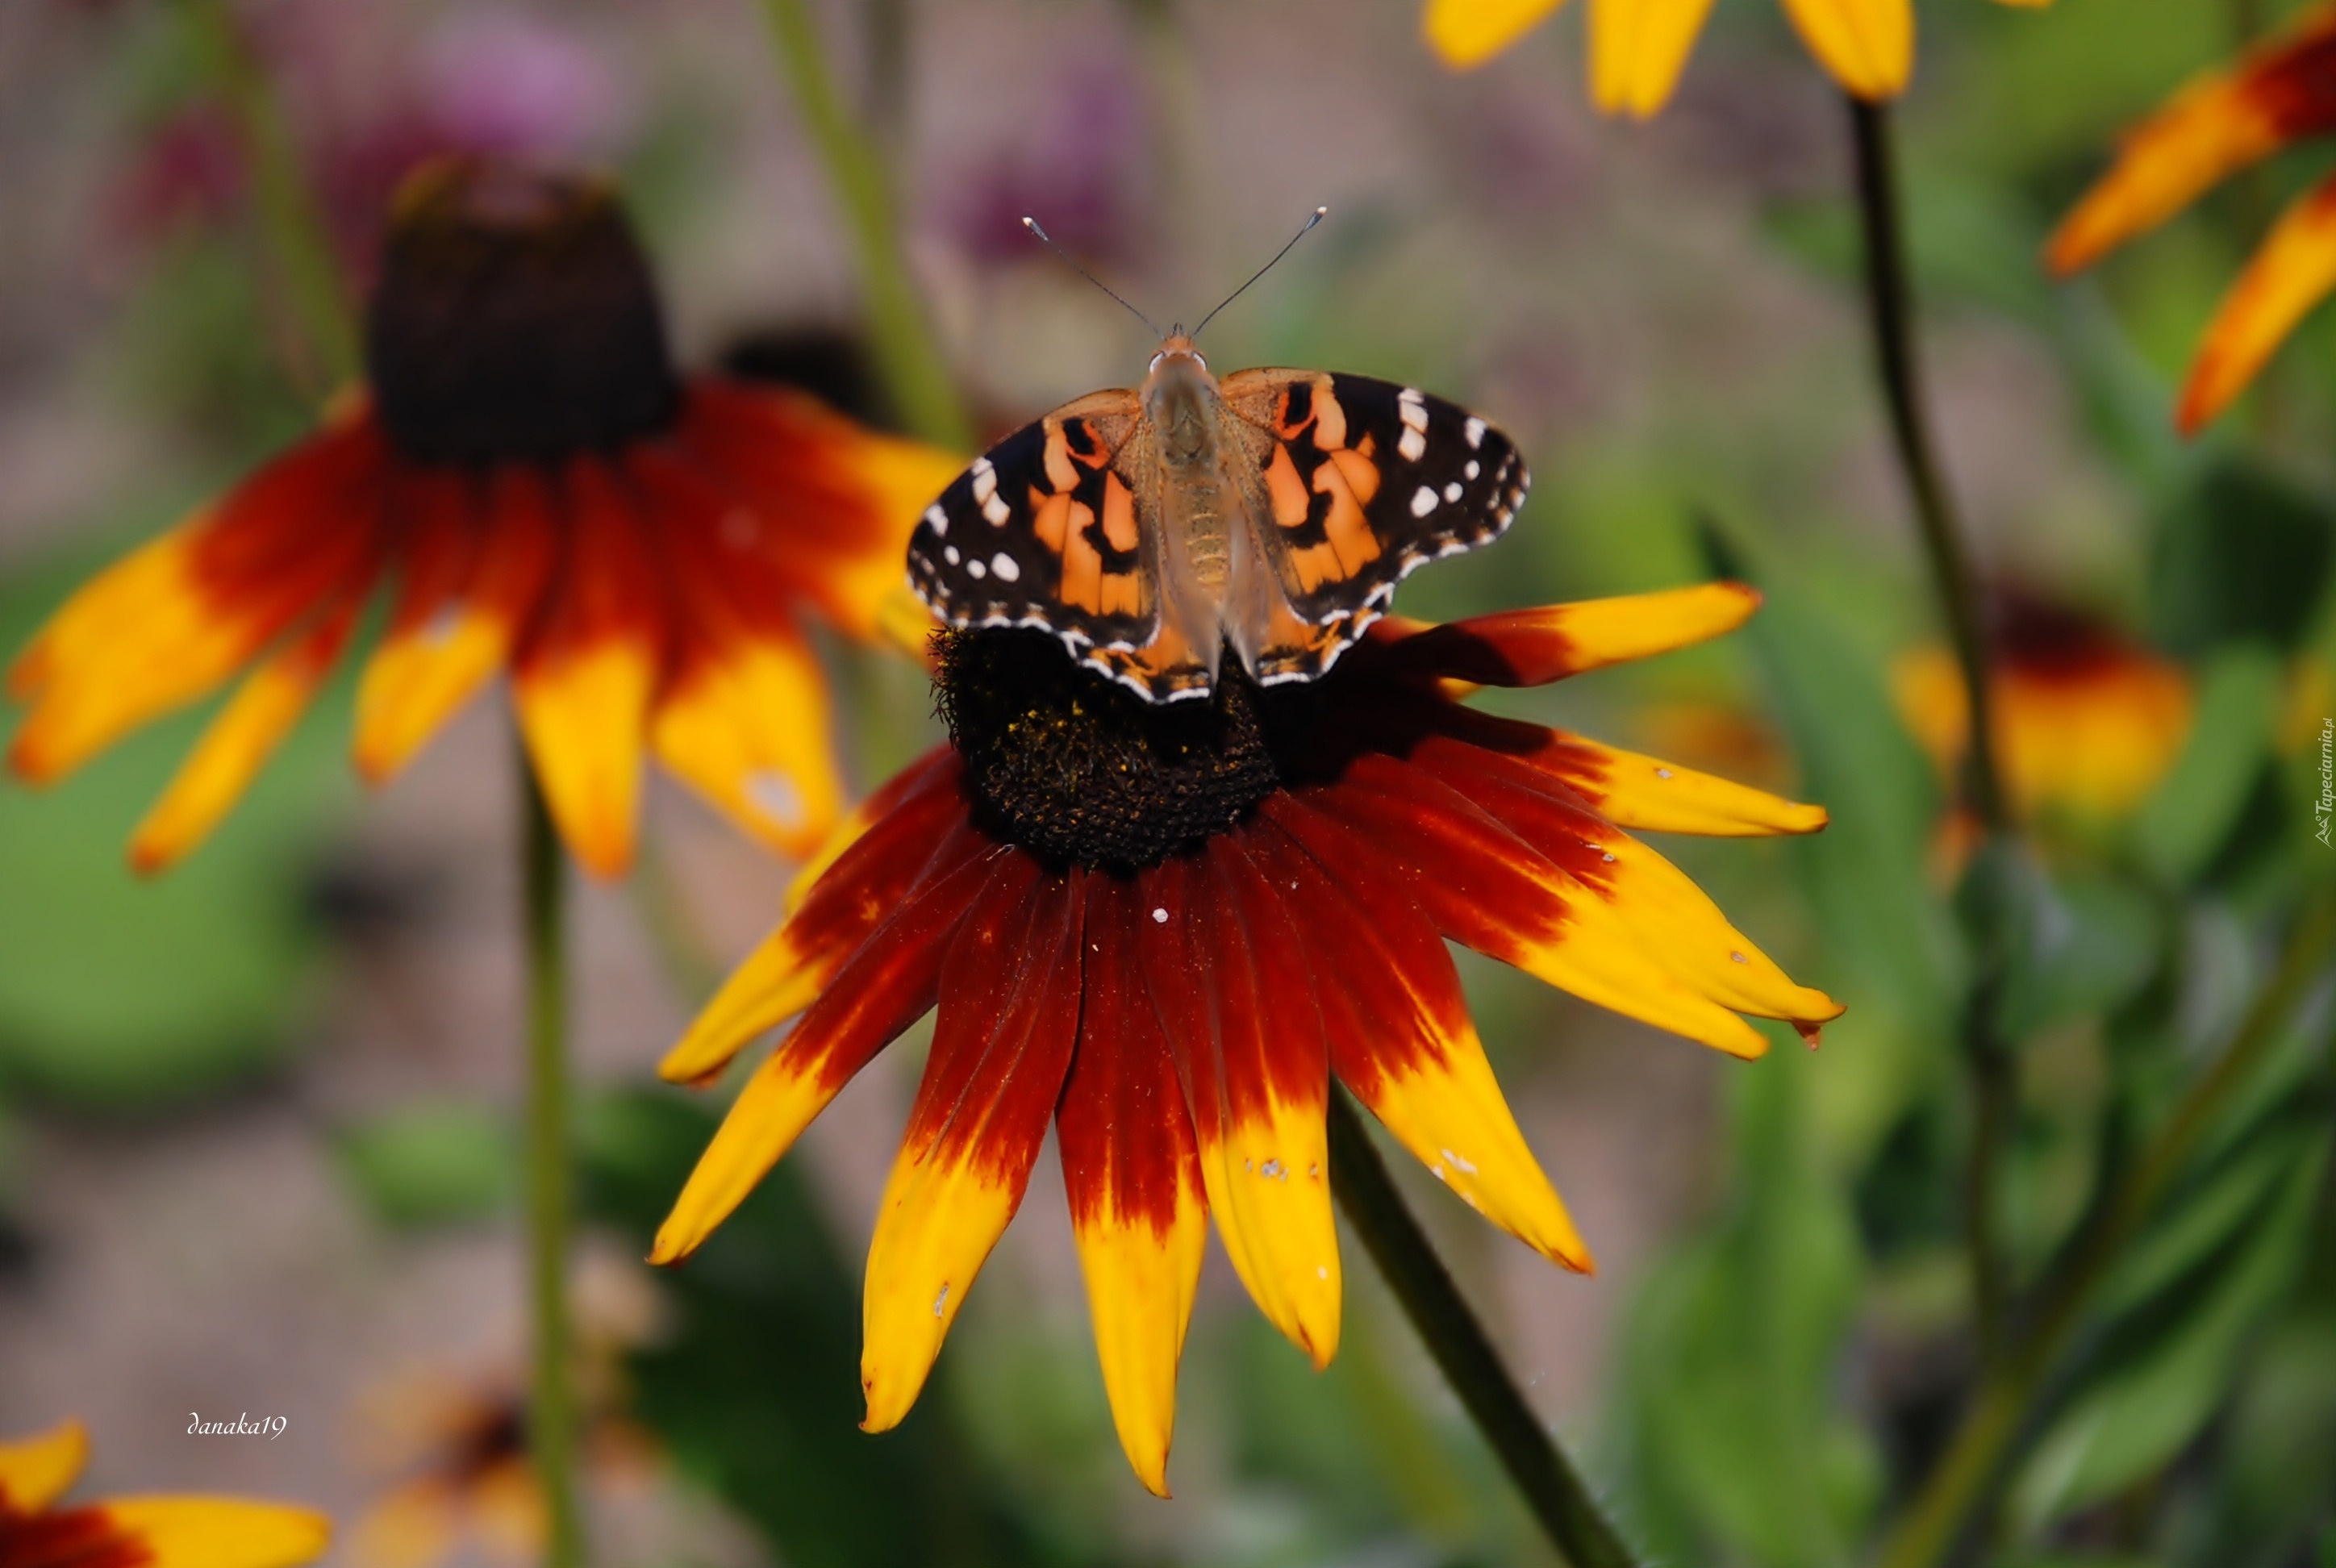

924,503,948,537
1464,416,1487,448
1397,394,1429,432
1398,427,1427,462
944,545,960,565
970,459,995,503
966,558,987,579
1444,482,1462,502
1463,460,1479,481
991,553,1020,582
1410,485,1439,517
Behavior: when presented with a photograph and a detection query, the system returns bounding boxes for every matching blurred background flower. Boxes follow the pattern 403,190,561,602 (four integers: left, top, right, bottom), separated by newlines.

0,1420,328,1568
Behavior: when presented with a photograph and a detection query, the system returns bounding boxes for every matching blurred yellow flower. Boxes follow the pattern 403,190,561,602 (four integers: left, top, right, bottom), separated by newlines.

0,1420,328,1568
2049,6,2336,433
1423,0,2049,118
1892,592,2192,821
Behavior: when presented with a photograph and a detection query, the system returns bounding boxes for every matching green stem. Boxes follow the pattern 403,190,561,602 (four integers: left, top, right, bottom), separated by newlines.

1875,890,2336,1568
522,764,586,1568
1845,92,2018,1364
755,0,972,451
1325,1091,1641,1568
178,0,359,390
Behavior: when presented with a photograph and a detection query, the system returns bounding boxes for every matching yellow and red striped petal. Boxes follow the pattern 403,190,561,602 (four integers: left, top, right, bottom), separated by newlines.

1057,890,1209,1495
651,619,843,860
2049,10,2336,276
657,755,967,1086
1502,727,1828,836
1258,820,1589,1270
1779,0,1913,101
652,824,1010,1263
667,382,964,646
1422,0,1568,69
1384,582,1761,690
354,465,556,783
2179,173,2336,432
861,869,1086,1432
101,1497,332,1568
8,421,386,783
1141,848,1341,1370
1589,0,1717,119
511,458,665,879
783,745,957,919
1283,774,1771,1057
0,1420,88,1513
128,598,362,874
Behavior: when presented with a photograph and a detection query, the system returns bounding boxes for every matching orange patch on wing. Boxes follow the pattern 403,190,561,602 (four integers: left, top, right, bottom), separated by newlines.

1262,446,1312,528
1060,501,1104,613
1100,473,1140,553
1311,451,1385,576
1033,491,1072,553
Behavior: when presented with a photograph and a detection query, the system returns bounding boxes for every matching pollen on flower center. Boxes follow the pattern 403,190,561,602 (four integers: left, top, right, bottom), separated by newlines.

934,629,1284,869
366,156,682,465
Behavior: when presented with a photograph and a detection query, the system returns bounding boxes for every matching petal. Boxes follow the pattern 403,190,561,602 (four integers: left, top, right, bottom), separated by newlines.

861,869,1085,1432
650,824,1012,1263
1422,0,1570,69
344,1478,461,1568
2048,13,2336,275
656,754,968,1085
1431,751,1843,1027
1778,0,1912,101
651,619,844,859
0,1420,88,1512
1510,728,1827,835
1277,772,1771,1057
128,596,362,874
8,420,385,782
1140,845,1341,1370
511,458,667,879
353,465,556,782
1249,820,1590,1270
1382,581,1761,689
665,382,964,645
1057,886,1208,1496
101,1497,332,1568
783,744,957,919
2178,174,2336,433
1589,0,1717,119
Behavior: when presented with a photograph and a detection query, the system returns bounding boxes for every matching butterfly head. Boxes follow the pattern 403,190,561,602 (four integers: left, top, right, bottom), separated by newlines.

1145,331,1208,378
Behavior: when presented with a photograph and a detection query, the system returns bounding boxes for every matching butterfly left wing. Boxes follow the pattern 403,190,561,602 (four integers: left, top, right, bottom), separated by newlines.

907,389,1154,653
1218,369,1529,684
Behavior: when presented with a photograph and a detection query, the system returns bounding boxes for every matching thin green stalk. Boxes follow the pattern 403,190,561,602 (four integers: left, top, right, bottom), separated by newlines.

1876,890,2336,1568
1325,1091,1641,1568
522,765,586,1568
178,0,358,389
756,0,972,451
1845,92,2018,1363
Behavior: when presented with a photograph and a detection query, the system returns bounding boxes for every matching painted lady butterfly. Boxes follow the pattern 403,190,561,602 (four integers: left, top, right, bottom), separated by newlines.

907,332,1529,703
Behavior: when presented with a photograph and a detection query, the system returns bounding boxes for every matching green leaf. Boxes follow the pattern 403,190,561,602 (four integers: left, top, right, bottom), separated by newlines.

2150,461,2336,659
334,1100,517,1228
1995,863,2163,1040
2132,645,2283,886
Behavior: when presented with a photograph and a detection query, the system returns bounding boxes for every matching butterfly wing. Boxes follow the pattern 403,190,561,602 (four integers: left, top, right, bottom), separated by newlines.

1218,369,1529,684
906,389,1169,673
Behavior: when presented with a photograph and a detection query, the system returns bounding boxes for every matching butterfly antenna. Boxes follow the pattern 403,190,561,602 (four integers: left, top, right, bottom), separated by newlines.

1191,206,1327,340
1022,217,1162,336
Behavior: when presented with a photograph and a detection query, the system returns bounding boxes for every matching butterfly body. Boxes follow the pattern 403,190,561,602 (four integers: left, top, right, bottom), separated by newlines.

909,332,1528,703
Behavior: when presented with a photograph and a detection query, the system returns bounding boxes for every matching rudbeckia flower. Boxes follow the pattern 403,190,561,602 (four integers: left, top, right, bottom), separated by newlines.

649,582,1842,1495
1422,0,2049,119
0,1420,328,1568
6,156,962,876
2048,7,2336,433
1892,589,2193,820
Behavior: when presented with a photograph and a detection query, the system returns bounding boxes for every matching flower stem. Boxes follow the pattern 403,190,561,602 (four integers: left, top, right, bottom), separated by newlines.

755,0,973,452
177,0,359,390
521,761,586,1568
1875,889,2336,1568
1325,1090,1641,1568
1844,91,2019,1363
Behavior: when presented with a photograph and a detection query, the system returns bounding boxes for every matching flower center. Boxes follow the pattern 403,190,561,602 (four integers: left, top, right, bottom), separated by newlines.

936,630,1285,869
366,158,681,466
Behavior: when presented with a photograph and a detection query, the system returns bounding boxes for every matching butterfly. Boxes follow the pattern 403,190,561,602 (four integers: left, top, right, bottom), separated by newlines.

906,330,1529,703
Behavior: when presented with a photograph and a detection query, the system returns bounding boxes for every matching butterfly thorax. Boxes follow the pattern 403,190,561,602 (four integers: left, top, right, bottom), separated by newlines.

1141,336,1262,675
